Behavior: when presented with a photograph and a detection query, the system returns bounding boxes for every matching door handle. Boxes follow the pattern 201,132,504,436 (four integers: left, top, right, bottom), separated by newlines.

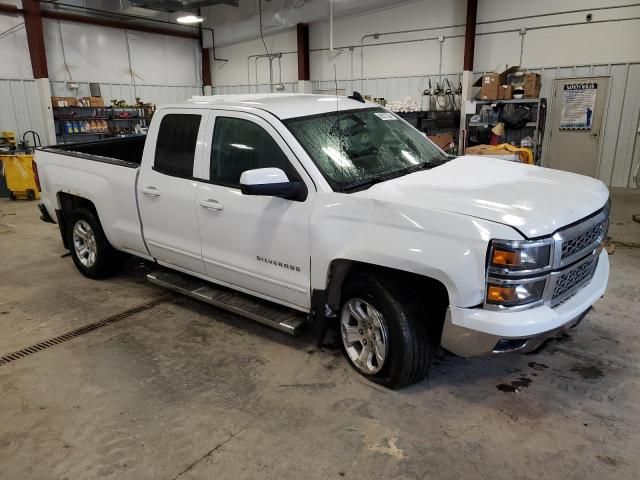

142,186,160,197
200,199,224,211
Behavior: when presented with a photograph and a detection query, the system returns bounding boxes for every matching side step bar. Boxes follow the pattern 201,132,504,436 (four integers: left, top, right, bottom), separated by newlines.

147,271,306,335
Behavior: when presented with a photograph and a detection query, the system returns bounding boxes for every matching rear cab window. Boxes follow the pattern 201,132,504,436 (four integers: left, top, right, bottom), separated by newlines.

154,114,202,178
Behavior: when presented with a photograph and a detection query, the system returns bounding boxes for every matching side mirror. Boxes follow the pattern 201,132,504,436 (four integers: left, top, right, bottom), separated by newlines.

239,168,306,201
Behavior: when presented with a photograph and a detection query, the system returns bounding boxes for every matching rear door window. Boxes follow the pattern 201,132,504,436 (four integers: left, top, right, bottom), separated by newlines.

154,114,202,178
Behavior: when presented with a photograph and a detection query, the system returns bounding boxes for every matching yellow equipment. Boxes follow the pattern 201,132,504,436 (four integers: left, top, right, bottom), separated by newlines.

0,130,17,149
0,154,40,200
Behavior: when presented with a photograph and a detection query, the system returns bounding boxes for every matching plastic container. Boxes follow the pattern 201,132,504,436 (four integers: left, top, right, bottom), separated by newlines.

0,154,40,200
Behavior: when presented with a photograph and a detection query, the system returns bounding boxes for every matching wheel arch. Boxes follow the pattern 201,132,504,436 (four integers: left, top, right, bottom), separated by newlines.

324,259,451,344
56,192,101,250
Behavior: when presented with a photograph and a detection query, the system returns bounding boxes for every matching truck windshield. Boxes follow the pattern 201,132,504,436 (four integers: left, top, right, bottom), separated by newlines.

284,107,449,192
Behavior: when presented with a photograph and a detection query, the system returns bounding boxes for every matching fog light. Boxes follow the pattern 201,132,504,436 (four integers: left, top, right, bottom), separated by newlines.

493,338,528,353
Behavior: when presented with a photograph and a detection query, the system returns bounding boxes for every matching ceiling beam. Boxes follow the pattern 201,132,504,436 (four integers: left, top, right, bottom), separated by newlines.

0,2,20,14
40,9,200,39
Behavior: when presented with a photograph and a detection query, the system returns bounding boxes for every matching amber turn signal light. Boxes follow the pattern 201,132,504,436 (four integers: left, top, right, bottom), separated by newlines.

486,285,516,303
491,249,519,266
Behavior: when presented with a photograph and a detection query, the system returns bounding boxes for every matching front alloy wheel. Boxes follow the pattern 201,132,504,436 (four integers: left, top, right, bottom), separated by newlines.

339,273,433,389
341,298,389,374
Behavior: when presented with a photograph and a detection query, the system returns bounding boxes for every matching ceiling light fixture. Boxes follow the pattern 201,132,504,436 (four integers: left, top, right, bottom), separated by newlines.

176,15,204,24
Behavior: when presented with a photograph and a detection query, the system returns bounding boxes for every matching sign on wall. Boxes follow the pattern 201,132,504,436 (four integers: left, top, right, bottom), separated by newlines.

559,82,598,130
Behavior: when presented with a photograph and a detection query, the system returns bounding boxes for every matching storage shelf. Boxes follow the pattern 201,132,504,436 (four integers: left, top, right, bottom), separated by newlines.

57,132,111,136
52,106,145,110
473,98,542,104
468,121,537,128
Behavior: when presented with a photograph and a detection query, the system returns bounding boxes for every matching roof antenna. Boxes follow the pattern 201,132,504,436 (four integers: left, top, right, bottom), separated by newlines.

347,91,365,103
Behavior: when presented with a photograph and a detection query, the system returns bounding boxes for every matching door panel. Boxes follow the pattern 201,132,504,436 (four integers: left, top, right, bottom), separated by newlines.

138,110,208,274
196,111,312,309
547,77,609,177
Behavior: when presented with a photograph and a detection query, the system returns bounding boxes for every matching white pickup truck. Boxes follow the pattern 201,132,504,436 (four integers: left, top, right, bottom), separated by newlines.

34,93,610,389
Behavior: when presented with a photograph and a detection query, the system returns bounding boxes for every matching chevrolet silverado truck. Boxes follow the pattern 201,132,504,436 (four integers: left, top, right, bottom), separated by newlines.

34,93,610,389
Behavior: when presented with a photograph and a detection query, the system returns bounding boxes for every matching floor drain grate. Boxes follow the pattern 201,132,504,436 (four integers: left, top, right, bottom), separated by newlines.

0,295,171,367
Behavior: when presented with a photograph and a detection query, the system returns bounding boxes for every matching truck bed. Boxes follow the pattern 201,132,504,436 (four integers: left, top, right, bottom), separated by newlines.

41,135,146,168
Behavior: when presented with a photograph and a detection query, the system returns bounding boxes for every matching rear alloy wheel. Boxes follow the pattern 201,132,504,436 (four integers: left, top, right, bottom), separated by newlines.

67,208,125,279
72,219,98,268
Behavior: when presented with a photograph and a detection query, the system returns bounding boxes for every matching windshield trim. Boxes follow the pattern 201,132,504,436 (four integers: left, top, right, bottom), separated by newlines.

282,107,449,193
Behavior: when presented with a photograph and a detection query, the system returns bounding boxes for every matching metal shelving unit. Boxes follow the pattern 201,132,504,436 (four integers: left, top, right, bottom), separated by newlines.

53,106,153,144
464,98,547,163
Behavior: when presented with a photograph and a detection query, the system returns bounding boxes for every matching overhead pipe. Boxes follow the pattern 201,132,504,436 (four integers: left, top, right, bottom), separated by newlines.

356,2,640,78
247,51,295,92
329,0,334,52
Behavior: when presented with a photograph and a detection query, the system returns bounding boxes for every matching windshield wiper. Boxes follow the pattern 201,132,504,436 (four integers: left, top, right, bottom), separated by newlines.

340,176,387,192
424,157,451,169
340,157,452,192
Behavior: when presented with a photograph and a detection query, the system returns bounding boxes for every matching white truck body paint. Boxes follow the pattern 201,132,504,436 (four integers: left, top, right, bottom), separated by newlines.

36,94,610,355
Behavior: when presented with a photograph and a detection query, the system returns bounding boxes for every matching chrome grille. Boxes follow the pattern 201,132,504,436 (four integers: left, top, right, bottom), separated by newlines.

551,255,598,306
561,218,608,260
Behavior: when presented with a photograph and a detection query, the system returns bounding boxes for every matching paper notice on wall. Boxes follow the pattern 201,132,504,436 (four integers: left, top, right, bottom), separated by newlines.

559,82,598,130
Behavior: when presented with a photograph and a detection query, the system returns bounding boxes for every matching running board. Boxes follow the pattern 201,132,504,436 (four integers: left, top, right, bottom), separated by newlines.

147,271,306,335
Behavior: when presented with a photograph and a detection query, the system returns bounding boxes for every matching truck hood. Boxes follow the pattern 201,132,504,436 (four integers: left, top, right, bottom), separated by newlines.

355,156,609,237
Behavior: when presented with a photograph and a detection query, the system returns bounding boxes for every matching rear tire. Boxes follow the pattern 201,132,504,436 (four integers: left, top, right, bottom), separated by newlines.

66,207,125,279
340,273,432,389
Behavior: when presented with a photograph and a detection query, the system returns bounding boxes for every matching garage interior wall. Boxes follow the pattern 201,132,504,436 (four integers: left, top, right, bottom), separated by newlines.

0,7,201,141
210,0,640,188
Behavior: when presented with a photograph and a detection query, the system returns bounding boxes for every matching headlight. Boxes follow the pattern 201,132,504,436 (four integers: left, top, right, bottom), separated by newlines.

485,238,554,309
486,279,547,308
488,239,553,273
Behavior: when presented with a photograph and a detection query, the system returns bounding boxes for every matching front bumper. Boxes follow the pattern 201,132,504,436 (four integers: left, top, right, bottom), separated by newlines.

441,250,609,357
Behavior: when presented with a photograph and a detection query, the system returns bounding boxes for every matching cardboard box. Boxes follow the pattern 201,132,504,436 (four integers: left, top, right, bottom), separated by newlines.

480,74,501,100
474,66,520,100
498,85,512,100
524,73,541,98
51,96,79,107
89,96,105,107
465,145,520,161
428,133,454,150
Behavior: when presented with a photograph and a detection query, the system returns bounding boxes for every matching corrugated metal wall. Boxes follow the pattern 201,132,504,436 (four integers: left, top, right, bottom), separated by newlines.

311,74,464,105
0,79,47,143
212,82,299,94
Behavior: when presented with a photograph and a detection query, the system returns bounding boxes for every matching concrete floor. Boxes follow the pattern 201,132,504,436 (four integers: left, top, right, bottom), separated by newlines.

0,191,639,480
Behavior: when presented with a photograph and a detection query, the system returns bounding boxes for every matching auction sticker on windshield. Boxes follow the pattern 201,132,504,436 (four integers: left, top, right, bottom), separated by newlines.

374,112,397,121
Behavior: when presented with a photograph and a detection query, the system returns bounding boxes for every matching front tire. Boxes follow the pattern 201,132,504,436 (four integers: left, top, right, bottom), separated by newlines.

340,273,432,389
67,208,124,279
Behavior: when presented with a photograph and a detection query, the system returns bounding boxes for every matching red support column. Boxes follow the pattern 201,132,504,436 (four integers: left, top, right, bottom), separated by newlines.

202,47,212,87
22,0,48,79
463,0,478,71
297,23,310,81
